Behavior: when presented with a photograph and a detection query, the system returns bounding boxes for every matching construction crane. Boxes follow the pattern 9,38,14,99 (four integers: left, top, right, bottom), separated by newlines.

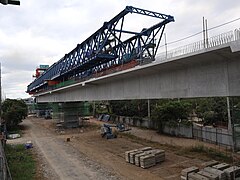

27,6,174,94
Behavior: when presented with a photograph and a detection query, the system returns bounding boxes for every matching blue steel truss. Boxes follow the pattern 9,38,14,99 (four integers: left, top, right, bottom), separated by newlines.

27,6,174,94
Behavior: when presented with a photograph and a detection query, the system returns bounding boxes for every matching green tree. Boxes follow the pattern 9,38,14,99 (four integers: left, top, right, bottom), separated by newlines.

151,100,191,132
110,100,148,117
195,97,228,125
2,99,28,129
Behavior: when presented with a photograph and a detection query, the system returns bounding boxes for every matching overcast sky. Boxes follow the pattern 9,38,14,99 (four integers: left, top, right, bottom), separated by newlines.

0,0,239,99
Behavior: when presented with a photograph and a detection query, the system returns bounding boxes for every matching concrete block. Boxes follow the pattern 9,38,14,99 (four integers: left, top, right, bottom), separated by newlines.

135,151,152,166
129,150,143,164
181,176,187,180
223,166,240,180
150,149,165,163
203,167,227,180
198,170,219,180
125,149,138,162
140,154,156,169
188,172,209,180
212,163,230,171
181,166,199,177
139,147,152,151
201,160,219,168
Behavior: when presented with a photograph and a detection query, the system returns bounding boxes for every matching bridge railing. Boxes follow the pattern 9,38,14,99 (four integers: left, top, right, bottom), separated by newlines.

156,28,240,61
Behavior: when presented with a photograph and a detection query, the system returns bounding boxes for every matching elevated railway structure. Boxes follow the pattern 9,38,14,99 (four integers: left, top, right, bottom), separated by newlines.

33,28,240,102
27,6,174,95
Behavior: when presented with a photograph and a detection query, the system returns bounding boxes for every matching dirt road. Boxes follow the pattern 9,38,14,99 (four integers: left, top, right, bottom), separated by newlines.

9,118,120,180
8,117,222,180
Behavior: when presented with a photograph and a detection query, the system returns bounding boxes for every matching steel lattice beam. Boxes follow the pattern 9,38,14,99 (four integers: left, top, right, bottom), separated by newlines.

27,6,174,94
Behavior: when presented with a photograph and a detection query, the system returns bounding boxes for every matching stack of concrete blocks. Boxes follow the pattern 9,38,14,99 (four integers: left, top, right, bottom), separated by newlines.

181,166,199,180
125,147,165,169
181,161,240,180
125,147,152,163
223,166,240,180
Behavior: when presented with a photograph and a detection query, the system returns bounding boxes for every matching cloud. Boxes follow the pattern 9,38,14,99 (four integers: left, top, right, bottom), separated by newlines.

0,0,239,99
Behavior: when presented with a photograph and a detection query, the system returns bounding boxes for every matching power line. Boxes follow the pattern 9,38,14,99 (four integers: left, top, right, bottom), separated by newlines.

167,31,202,45
162,17,240,46
208,17,240,31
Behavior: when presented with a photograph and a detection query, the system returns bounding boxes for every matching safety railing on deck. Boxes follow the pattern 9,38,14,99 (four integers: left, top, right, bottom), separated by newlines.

157,28,240,61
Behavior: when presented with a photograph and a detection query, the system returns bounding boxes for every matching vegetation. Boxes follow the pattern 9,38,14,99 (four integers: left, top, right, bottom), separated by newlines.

186,144,232,162
110,100,148,117
5,144,36,180
95,97,240,129
2,99,28,129
151,100,192,132
194,97,228,125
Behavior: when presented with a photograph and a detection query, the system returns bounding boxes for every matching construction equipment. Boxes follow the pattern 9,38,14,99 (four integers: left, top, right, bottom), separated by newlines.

100,124,117,139
100,123,131,139
27,6,174,95
44,109,52,119
116,123,131,132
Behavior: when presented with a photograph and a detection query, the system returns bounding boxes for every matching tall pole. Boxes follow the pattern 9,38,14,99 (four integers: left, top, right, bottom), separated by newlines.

203,17,206,48
205,19,209,48
164,33,167,59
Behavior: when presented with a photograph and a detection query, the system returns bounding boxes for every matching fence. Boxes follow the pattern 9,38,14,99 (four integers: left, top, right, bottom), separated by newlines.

156,28,240,61
100,114,240,150
163,124,193,138
192,124,233,148
111,115,151,128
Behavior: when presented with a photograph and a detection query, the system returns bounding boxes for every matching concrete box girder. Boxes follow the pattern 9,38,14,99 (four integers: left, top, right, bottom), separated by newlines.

35,41,240,103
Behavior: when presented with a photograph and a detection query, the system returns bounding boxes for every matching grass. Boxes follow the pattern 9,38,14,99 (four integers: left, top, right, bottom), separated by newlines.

121,132,180,151
5,144,36,180
121,132,234,163
185,144,233,163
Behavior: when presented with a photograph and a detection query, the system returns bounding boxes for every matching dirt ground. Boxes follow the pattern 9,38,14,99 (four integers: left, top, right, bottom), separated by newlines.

7,116,236,180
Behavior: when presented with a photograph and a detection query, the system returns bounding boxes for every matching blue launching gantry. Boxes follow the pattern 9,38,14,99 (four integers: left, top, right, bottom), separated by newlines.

27,6,174,94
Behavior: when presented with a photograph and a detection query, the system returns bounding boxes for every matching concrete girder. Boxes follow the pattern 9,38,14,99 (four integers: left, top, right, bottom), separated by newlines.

35,41,240,103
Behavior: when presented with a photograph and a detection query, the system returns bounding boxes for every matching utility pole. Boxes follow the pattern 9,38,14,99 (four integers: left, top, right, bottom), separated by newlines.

203,17,206,48
164,33,167,59
202,17,209,48
205,19,209,48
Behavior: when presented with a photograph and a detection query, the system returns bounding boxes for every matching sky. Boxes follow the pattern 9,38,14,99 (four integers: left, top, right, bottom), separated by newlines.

0,0,239,99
